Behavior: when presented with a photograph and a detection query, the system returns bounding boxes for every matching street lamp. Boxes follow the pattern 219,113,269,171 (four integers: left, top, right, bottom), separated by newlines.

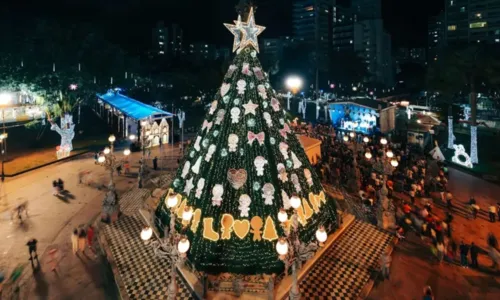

390,159,399,167
343,135,349,142
315,225,327,247
386,150,394,158
363,136,369,143
0,93,12,182
380,138,388,145
285,76,303,110
365,152,372,159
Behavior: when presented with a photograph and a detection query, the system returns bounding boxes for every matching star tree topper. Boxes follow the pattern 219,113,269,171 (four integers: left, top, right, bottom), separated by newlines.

224,7,266,53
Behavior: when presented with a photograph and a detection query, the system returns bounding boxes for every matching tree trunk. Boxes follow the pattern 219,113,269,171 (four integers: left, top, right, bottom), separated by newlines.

448,105,454,149
469,90,478,164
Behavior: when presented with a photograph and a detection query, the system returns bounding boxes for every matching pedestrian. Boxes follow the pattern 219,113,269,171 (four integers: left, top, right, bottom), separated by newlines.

52,180,59,195
94,151,99,164
27,238,38,261
153,156,158,171
489,205,497,223
57,178,64,192
380,249,392,280
437,242,445,263
470,242,479,268
423,286,434,300
471,204,479,219
446,191,453,210
87,225,95,251
78,228,87,254
469,196,476,205
71,228,79,254
459,241,469,268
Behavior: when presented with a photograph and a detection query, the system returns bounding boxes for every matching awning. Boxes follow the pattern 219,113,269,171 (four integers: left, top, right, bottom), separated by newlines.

96,91,173,121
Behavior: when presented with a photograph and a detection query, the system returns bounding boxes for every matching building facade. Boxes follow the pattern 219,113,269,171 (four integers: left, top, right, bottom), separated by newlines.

396,47,427,65
445,0,500,44
428,12,445,62
351,0,382,20
152,22,183,57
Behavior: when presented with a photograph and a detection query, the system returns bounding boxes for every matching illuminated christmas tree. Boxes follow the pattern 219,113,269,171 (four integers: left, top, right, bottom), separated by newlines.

155,8,337,275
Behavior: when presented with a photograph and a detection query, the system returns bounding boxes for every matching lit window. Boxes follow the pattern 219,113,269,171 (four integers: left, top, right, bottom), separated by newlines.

469,22,487,28
305,6,314,11
159,51,164,54
350,40,353,44
205,44,208,47
159,35,164,39
496,39,500,43
448,25,457,31
475,13,481,18
159,41,164,45
460,7,465,12
450,0,454,6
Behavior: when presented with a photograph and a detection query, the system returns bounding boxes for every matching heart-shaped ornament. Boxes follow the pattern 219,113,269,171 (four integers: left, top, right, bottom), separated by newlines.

220,83,230,97
227,169,247,189
233,219,250,239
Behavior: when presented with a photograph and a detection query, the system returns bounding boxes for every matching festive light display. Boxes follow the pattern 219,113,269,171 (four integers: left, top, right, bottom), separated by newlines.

452,144,473,168
154,12,337,275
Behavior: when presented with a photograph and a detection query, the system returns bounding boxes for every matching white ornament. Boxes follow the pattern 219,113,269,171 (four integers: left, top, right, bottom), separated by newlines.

238,194,251,217
242,63,252,75
253,67,264,80
282,190,291,209
291,152,302,169
228,134,239,152
237,79,247,94
195,178,205,198
212,184,224,206
194,136,202,151
181,161,191,179
254,156,268,176
257,85,267,99
191,156,202,174
251,50,257,58
209,100,218,115
262,183,275,205
452,144,473,168
184,177,194,195
205,144,217,162
221,83,230,97
263,112,273,127
277,163,288,183
291,173,301,192
243,100,259,115
231,107,241,123
304,169,313,187
215,109,225,125
279,142,289,159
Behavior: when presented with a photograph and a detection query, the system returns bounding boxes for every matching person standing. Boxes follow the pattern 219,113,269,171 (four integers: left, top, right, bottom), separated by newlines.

380,249,392,280
71,229,79,254
27,239,38,261
460,241,469,268
470,242,479,268
78,228,87,254
489,205,497,223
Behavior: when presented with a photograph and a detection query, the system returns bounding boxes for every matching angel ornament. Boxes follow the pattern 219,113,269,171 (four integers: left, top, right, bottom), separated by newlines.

228,134,239,152
230,107,241,124
181,161,191,179
212,184,224,206
263,112,273,127
291,173,302,192
257,85,267,99
282,190,291,209
205,144,217,162
194,136,202,151
291,152,303,169
209,100,218,115
254,156,268,176
215,109,226,125
262,183,275,205
237,79,247,95
279,142,289,159
195,178,205,198
238,194,251,217
304,169,313,187
277,163,288,183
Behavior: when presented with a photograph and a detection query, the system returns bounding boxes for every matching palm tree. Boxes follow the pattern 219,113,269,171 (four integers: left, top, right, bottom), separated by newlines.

427,44,500,164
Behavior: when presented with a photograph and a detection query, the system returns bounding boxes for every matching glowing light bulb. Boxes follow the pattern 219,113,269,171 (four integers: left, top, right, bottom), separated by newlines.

315,226,327,243
278,209,288,223
290,195,301,209
167,193,179,208
140,226,153,241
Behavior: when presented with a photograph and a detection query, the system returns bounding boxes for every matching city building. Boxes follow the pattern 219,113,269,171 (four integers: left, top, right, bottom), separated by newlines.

152,22,183,57
186,43,217,61
260,36,300,62
445,0,500,44
332,4,357,52
428,12,445,62
351,0,382,20
396,48,427,65
292,0,335,70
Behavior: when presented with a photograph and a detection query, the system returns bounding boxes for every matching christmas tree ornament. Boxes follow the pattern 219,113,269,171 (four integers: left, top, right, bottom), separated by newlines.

265,83,270,88
262,101,268,109
194,136,202,151
173,178,181,188
221,148,228,157
238,194,252,217
253,67,264,80
221,83,231,97
239,7,266,53
203,218,220,241
227,169,248,189
279,142,289,159
212,184,224,206
209,100,218,115
291,173,302,192
304,169,313,186
243,100,259,115
246,118,256,127
249,82,255,88
282,190,291,209
205,144,217,162
247,131,265,146
184,177,195,195
181,161,191,179
253,182,261,191
277,163,288,183
262,216,278,241
242,63,252,75
190,209,202,233
226,65,238,78
195,178,205,198
202,120,213,133
262,183,275,205
234,98,241,105
221,214,235,240
223,96,230,104
190,151,195,158
263,112,273,127
215,109,226,125
257,85,267,99
191,156,202,174
213,130,219,137
239,148,245,156
251,50,257,58
230,107,241,123
270,137,276,145
254,156,268,176
291,152,303,169
250,216,263,241
233,219,250,239
228,134,239,152
279,118,284,125
202,138,210,149
286,160,293,169
271,98,280,112
237,79,247,94
224,15,243,52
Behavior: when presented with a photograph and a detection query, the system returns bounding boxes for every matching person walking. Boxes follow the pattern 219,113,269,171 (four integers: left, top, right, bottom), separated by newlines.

71,229,79,254
470,242,479,268
52,180,59,195
78,228,87,254
380,249,392,280
489,205,497,223
94,151,99,164
153,156,158,171
27,238,38,261
460,241,469,268
437,242,445,263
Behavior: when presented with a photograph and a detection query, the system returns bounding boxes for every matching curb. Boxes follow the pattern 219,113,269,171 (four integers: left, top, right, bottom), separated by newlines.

446,162,500,186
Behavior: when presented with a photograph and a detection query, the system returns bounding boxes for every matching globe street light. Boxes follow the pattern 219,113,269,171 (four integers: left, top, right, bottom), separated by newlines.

363,136,369,143
285,76,303,110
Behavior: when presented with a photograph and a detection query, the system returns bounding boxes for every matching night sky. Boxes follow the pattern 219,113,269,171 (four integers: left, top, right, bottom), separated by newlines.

1,0,443,53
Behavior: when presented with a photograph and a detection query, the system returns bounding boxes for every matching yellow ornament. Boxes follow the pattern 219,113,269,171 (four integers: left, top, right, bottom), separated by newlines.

203,218,220,241
175,199,187,219
250,216,263,241
262,216,279,242
221,214,235,240
233,219,250,239
190,209,202,233
296,205,307,226
302,198,314,220
309,192,320,213
319,191,326,204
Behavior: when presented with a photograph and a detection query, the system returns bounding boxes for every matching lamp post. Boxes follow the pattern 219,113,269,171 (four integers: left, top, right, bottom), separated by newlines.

132,121,148,188
141,193,191,300
98,134,130,222
0,93,12,182
285,76,303,111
